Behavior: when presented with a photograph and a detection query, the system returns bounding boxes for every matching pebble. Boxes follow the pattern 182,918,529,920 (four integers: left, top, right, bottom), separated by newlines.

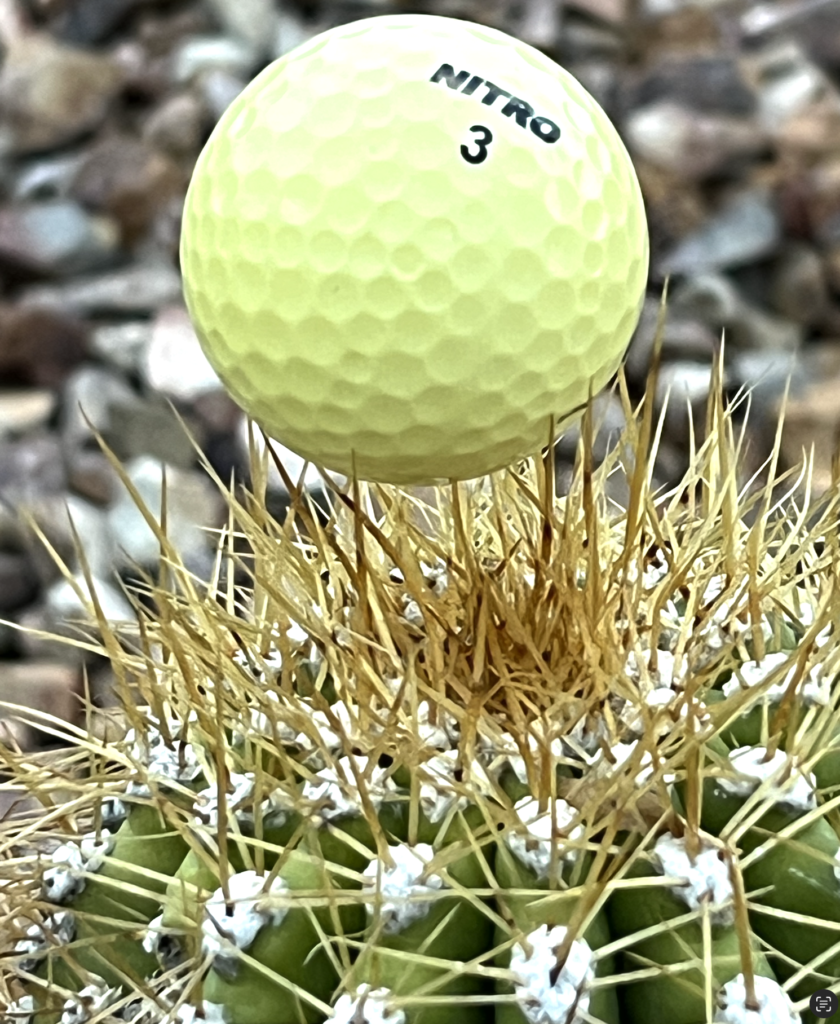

142,92,208,158
0,33,123,154
0,435,66,507
61,365,138,449
661,189,782,275
172,35,259,84
0,550,40,612
196,68,247,120
205,0,280,58
0,390,56,438
13,152,86,201
630,54,757,116
90,321,152,375
235,418,348,496
70,136,186,244
0,200,121,277
46,573,136,623
22,261,183,316
273,8,315,59
66,449,120,506
626,102,767,180
142,305,223,402
106,454,224,569
0,663,81,746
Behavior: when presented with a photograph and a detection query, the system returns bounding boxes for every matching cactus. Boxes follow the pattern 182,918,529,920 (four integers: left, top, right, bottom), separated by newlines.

3,356,840,1024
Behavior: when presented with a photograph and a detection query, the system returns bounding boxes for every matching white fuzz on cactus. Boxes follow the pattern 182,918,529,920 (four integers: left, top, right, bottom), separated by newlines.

329,985,406,1024
362,845,445,934
714,974,799,1024
201,870,290,964
508,925,595,1024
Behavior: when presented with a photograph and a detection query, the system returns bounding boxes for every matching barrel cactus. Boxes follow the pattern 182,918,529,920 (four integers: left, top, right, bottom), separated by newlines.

2,366,840,1024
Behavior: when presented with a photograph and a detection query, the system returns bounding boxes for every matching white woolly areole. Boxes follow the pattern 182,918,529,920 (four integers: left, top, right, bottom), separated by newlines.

125,718,202,796
416,701,461,751
79,830,113,872
329,985,406,1024
506,797,584,879
295,703,357,762
714,973,799,1024
303,756,395,824
15,911,75,966
60,981,120,1024
653,834,734,925
201,870,289,960
723,653,831,708
203,1003,229,1023
717,747,816,811
42,843,86,903
509,925,594,1024
362,844,444,934
7,996,35,1023
194,773,255,828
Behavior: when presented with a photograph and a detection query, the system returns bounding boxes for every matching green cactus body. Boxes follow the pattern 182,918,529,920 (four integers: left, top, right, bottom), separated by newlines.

350,805,495,1024
201,852,351,1024
743,816,840,991
606,854,774,1024
494,837,618,1024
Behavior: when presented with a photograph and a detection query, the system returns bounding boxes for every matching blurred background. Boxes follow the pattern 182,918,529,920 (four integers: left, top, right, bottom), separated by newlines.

0,0,839,749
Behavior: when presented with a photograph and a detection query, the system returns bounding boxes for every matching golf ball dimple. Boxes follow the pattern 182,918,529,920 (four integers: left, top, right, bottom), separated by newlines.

181,13,648,485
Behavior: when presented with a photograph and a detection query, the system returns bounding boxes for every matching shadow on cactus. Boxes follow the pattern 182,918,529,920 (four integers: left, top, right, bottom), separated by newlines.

2,342,840,1024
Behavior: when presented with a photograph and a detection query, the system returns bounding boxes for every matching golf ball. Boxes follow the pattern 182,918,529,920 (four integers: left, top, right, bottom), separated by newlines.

181,14,648,485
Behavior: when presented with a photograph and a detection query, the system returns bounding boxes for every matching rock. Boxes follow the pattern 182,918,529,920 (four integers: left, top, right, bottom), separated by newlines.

205,0,280,58
630,54,757,115
626,102,766,179
62,367,197,470
21,260,182,316
742,1,840,77
61,365,137,449
770,244,829,326
90,321,152,375
670,274,803,352
236,418,348,495
0,551,40,612
142,91,207,158
196,68,247,121
731,349,804,411
70,136,186,245
0,33,123,154
567,0,627,25
106,395,205,468
774,350,840,494
661,189,782,275
52,0,148,46
0,663,82,748
142,305,223,402
749,41,840,151
107,455,224,570
46,573,135,623
0,390,56,438
61,496,118,579
554,392,626,462
624,297,719,381
0,200,121,277
66,449,120,506
273,8,315,59
15,604,92,664
515,0,562,50
172,35,259,85
13,152,86,201
0,435,66,507
192,390,242,434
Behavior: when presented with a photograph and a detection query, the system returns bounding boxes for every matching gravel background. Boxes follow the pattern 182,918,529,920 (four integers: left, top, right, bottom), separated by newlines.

1,0,840,748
